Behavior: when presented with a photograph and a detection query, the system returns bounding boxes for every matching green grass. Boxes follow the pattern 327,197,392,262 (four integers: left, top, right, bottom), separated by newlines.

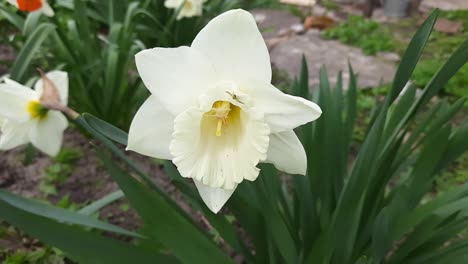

437,152,468,192
353,85,390,142
406,10,468,105
322,15,395,55
39,147,82,197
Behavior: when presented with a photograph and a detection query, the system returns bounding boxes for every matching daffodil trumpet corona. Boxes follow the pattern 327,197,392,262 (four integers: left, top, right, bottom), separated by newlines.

127,9,322,213
0,70,69,156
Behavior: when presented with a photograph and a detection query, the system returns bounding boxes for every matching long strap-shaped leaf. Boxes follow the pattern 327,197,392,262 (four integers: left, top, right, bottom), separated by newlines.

100,152,234,263
10,23,56,82
0,190,140,238
0,3,25,30
84,113,128,145
0,199,178,264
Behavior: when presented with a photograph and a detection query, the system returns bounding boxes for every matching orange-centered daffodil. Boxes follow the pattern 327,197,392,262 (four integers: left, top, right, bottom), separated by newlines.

7,0,54,16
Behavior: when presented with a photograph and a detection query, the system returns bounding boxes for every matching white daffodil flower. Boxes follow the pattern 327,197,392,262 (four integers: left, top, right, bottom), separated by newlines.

6,0,54,17
127,9,322,213
164,0,207,20
0,71,68,156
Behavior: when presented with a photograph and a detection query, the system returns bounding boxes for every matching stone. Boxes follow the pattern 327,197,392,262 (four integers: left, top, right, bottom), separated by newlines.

252,9,301,39
252,8,396,89
280,0,317,6
434,18,464,35
421,0,468,11
269,30,397,88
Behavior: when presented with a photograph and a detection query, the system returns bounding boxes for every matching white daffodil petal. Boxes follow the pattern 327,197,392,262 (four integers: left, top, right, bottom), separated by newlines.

164,0,180,8
194,180,236,214
127,96,174,160
135,46,216,115
0,84,36,122
0,120,31,151
170,105,270,190
29,111,67,156
41,1,54,16
192,9,271,83
164,0,206,19
3,78,38,99
266,130,307,175
6,0,17,7
244,79,322,133
35,71,68,105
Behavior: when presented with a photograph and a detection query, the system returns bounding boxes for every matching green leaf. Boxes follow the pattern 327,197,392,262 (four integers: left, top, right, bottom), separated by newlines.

392,183,468,242
418,40,468,108
439,117,468,169
0,190,140,238
163,162,250,257
83,113,128,145
100,152,234,263
78,190,124,216
0,3,25,30
10,23,56,82
0,199,178,264
22,11,41,35
388,10,438,104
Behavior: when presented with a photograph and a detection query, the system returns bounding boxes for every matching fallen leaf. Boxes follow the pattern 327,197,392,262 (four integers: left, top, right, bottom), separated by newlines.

304,15,336,30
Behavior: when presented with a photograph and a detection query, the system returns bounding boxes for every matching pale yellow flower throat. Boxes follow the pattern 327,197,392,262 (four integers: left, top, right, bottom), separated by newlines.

205,101,240,137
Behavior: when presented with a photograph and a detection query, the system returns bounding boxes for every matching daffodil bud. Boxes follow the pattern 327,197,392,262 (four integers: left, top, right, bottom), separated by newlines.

37,69,79,120
38,69,61,106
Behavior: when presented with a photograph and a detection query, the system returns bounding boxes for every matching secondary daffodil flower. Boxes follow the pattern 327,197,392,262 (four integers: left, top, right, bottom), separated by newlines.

127,9,322,213
6,0,54,17
164,0,207,20
0,71,68,156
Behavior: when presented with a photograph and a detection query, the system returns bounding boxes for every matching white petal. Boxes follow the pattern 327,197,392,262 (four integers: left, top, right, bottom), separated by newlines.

127,96,174,160
164,0,181,8
0,81,37,122
135,46,215,115
194,180,236,213
0,120,31,151
29,111,67,156
35,71,68,105
6,0,18,7
3,78,38,99
40,1,54,16
243,79,322,133
192,9,271,83
266,130,307,175
170,105,270,190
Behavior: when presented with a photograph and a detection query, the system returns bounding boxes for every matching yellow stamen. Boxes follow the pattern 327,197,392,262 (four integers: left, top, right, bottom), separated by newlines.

205,101,233,137
27,100,48,120
216,119,223,136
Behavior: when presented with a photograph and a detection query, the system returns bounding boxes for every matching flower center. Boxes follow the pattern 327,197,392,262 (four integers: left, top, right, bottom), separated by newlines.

17,0,43,12
204,101,240,137
184,1,193,10
27,100,48,120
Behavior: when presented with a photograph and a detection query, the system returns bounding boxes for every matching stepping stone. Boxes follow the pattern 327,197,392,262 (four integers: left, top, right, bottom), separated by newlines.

252,9,397,88
421,0,468,11
269,30,397,88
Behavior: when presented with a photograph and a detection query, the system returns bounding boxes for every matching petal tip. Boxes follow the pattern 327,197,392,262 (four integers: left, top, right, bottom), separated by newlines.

194,180,236,214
